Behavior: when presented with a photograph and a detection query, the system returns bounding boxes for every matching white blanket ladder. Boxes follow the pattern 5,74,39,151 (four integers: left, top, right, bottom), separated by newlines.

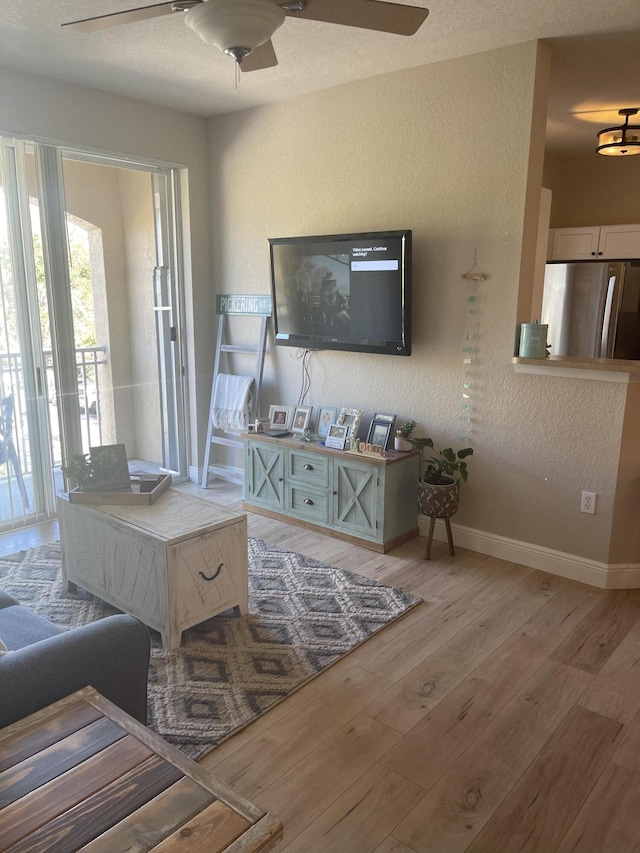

202,297,270,488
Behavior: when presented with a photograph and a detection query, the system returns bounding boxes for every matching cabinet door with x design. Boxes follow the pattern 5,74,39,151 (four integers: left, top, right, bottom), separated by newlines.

245,441,285,511
332,458,380,541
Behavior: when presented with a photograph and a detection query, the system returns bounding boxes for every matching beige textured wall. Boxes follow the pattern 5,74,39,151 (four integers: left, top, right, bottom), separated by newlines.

542,146,640,567
610,382,640,564
544,153,640,227
0,64,212,470
1,55,635,566
208,42,632,564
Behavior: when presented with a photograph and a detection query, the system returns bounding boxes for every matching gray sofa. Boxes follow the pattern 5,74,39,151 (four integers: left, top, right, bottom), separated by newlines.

0,589,150,729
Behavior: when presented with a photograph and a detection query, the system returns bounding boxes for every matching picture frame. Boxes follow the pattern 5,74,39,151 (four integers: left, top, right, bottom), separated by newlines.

325,423,349,450
367,418,394,451
291,405,313,434
89,443,131,490
373,412,396,427
268,404,292,430
336,407,363,441
315,406,337,439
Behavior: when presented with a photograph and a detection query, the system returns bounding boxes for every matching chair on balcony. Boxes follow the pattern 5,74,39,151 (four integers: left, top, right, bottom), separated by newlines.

0,395,29,508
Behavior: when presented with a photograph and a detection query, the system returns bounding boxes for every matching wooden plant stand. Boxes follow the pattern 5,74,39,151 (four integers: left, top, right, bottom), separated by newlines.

424,515,456,560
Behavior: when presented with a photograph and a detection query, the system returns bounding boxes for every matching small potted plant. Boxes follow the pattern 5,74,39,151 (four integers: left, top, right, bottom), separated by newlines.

408,437,473,518
61,452,95,491
394,420,416,452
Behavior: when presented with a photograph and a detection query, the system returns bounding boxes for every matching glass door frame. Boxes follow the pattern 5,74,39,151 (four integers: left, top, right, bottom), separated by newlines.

0,139,56,524
0,134,191,527
59,148,190,480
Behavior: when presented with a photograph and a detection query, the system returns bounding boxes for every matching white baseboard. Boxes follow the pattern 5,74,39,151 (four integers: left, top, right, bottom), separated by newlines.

188,465,201,484
421,517,640,589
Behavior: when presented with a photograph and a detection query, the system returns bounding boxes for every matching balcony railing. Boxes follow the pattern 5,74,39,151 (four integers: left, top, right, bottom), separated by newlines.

0,346,107,524
43,346,108,462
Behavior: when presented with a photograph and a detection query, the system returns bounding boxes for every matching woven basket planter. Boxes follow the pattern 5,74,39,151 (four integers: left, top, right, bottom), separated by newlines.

417,479,460,518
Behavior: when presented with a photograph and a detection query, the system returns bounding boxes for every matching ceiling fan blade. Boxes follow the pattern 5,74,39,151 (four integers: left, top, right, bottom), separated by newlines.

241,40,279,72
61,2,184,32
286,0,428,36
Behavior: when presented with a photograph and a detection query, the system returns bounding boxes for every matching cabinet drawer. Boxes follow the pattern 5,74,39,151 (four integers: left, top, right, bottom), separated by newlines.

286,484,329,524
287,449,329,488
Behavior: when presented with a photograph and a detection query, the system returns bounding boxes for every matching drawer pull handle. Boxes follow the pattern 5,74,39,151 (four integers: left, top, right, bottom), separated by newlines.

199,563,223,582
303,464,314,471
304,498,314,505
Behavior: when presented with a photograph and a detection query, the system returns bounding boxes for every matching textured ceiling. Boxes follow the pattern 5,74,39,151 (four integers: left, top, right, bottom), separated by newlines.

1,0,639,156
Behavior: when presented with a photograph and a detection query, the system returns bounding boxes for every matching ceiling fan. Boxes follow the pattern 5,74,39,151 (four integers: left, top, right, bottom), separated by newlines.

61,0,429,72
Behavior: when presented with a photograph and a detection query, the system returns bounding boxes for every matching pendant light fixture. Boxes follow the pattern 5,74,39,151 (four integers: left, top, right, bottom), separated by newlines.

185,0,285,65
596,108,640,156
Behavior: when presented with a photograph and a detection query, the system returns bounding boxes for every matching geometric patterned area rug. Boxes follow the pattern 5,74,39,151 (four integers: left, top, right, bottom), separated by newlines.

0,537,421,760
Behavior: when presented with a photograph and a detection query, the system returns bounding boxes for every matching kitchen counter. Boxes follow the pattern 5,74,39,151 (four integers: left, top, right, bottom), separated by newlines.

512,355,640,382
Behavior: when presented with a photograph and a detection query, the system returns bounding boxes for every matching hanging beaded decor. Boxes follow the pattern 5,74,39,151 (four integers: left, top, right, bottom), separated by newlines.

459,251,487,445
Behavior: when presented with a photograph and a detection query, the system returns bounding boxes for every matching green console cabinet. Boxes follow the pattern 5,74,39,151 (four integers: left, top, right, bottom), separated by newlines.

244,434,419,552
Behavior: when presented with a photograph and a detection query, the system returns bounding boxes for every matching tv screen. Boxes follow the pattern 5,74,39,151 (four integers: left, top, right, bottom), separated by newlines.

268,229,412,356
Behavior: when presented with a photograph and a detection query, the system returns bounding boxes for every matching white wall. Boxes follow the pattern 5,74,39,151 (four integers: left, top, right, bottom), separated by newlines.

208,41,634,569
0,64,213,468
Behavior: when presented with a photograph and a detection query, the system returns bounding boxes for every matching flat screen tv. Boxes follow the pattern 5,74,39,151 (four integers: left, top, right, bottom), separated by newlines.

268,229,412,356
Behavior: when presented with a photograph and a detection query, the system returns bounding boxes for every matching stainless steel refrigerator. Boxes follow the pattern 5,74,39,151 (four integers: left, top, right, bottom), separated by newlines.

542,261,640,360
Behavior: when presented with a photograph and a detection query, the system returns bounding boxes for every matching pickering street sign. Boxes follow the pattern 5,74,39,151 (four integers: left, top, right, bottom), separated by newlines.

216,295,272,316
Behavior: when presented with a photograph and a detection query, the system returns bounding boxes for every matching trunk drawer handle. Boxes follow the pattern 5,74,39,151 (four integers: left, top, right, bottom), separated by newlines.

304,498,314,505
303,464,314,471
199,563,223,582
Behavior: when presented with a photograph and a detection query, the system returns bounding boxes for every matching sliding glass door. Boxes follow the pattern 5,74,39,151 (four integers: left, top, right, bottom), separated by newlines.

0,137,188,529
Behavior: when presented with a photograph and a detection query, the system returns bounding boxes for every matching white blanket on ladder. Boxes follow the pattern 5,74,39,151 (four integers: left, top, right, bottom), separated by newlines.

211,373,254,435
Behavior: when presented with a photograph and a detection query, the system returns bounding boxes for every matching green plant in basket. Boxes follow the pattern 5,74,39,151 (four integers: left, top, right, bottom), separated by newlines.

408,437,474,485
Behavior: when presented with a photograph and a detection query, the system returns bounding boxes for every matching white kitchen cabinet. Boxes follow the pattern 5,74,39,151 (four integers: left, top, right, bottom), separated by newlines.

548,224,640,261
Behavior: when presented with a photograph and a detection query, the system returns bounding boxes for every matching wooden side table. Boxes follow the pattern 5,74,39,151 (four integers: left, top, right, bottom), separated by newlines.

0,687,282,852
57,491,249,650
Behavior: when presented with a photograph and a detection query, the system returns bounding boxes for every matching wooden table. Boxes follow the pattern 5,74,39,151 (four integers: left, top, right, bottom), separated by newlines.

0,687,282,853
57,491,249,650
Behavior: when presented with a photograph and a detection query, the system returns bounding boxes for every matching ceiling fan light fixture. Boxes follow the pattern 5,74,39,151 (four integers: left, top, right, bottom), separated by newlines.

185,0,285,61
596,108,640,156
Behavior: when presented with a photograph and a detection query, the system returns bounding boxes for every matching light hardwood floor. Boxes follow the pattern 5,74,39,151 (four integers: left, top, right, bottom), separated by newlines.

4,481,640,852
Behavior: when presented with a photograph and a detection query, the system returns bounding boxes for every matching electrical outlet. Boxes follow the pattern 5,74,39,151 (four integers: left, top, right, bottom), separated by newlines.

581,491,596,514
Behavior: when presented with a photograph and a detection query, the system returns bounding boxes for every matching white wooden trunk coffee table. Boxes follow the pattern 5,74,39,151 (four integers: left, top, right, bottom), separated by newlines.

57,490,248,650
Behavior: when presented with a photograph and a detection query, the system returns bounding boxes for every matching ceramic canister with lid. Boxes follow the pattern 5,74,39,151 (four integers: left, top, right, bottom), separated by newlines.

519,320,549,358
